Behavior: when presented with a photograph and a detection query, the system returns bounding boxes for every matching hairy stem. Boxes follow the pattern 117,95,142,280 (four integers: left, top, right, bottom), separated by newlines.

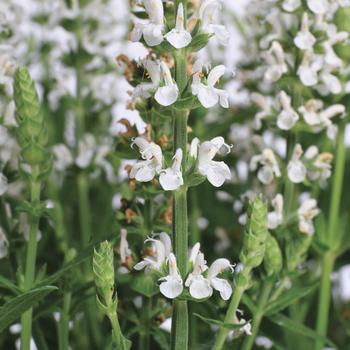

59,291,72,350
315,121,346,349
241,282,273,350
212,284,246,350
20,166,41,350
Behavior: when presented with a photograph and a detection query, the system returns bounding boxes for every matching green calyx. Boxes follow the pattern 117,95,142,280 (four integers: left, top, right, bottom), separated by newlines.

263,233,283,277
13,66,50,167
93,241,116,305
239,195,268,269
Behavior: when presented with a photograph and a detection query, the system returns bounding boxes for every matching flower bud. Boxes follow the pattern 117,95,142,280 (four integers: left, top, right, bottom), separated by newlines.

286,234,312,271
93,241,115,303
239,196,268,268
263,233,283,277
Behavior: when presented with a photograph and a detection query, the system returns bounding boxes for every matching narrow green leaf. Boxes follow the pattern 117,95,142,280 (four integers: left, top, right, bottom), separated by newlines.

265,282,318,316
131,274,159,298
267,313,337,349
194,313,247,330
0,276,21,295
0,286,58,333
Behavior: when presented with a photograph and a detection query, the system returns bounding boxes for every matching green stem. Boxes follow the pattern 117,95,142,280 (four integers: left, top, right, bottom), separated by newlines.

59,291,72,350
139,297,152,350
20,166,41,350
212,284,246,350
77,173,92,247
241,282,273,350
315,121,346,350
109,311,122,348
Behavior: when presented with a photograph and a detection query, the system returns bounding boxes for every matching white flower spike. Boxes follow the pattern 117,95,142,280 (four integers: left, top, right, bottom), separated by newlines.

197,137,232,187
192,60,229,109
159,148,184,191
165,3,192,49
294,13,316,50
277,91,299,130
159,253,184,299
287,144,307,184
130,0,165,46
155,62,179,106
268,194,284,230
130,137,163,182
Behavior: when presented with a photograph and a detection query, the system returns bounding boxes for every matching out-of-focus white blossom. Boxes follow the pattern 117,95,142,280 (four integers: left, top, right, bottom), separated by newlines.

287,144,307,184
268,194,284,229
298,198,320,235
277,91,299,130
0,227,9,259
159,149,184,191
250,149,281,185
294,13,316,50
263,41,287,83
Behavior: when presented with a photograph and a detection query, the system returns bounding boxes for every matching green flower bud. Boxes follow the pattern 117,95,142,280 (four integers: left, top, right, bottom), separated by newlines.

21,142,49,166
239,195,268,268
264,233,283,277
286,234,312,272
93,241,115,304
334,7,350,60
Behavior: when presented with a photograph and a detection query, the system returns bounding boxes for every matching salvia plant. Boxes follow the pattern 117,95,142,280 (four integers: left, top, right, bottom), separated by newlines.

1,0,350,350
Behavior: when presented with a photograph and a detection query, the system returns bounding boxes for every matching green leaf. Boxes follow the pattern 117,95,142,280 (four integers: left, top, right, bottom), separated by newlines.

267,313,337,349
151,329,170,350
173,96,202,110
131,274,159,298
0,276,21,295
194,313,248,330
186,173,206,187
188,33,212,52
0,286,58,333
265,282,318,316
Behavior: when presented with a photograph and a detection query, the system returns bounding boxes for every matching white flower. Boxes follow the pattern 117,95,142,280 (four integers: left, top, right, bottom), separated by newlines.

0,173,8,196
164,4,192,49
282,0,301,12
297,51,320,87
333,265,350,303
0,227,9,259
298,100,345,139
277,91,299,130
319,70,342,95
268,194,284,229
298,198,320,235
256,336,273,349
159,149,184,191
134,233,171,271
185,244,233,300
76,134,96,169
263,42,287,83
197,137,232,187
250,93,273,129
307,0,329,14
130,0,164,46
287,144,307,183
154,62,179,106
130,137,163,182
52,144,73,172
192,60,229,108
304,146,333,183
230,315,252,339
119,228,131,264
323,42,343,69
294,13,316,50
199,0,229,45
159,253,183,299
250,149,281,185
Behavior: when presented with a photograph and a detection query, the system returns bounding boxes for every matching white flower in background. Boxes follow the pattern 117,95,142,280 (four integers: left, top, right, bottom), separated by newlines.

268,194,284,229
192,60,229,108
318,69,342,95
155,62,179,106
263,41,287,83
0,173,8,196
196,137,232,187
304,146,333,183
307,0,329,15
52,144,73,172
229,315,252,339
277,91,299,130
159,318,172,332
323,42,343,69
186,244,233,300
294,13,316,50
199,0,230,45
0,227,9,259
333,265,350,303
119,228,132,264
298,198,320,235
130,137,163,182
251,93,273,129
159,253,183,299
255,336,273,349
298,100,345,139
250,149,281,185
159,149,184,191
164,4,192,49
297,51,322,87
282,0,301,12
130,0,164,46
76,134,96,169
134,233,171,271
287,144,307,183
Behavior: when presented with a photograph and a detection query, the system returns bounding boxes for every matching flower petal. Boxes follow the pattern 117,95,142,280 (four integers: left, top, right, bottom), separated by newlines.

155,86,179,106
206,161,231,187
159,169,183,191
210,277,232,300
159,276,183,299
188,275,213,299
208,65,226,87
197,85,219,108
